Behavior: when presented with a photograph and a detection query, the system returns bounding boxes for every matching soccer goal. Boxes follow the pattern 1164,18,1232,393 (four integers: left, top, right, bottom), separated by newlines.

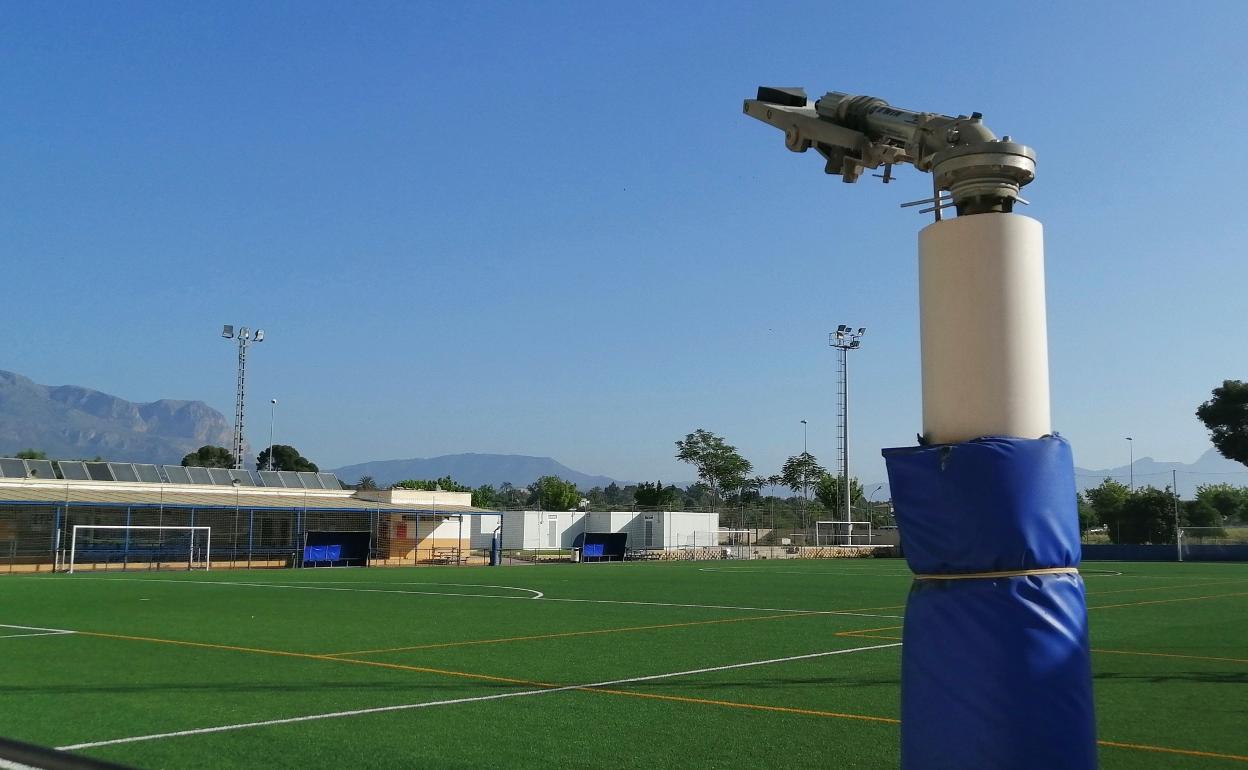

67,525,211,574
683,529,755,559
815,520,874,547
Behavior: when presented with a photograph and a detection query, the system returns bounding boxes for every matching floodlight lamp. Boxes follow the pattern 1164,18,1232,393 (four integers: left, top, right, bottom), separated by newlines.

837,324,847,333
222,325,234,339
254,329,264,342
857,327,866,335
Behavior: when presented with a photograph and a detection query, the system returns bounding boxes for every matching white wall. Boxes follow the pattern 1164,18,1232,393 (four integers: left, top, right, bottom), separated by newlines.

495,510,721,551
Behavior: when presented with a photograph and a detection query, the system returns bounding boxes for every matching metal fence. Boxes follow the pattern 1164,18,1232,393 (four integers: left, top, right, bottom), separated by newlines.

0,501,902,574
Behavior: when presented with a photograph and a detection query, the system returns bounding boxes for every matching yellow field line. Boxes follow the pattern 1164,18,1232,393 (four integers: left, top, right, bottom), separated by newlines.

1088,590,1248,611
326,611,825,657
592,688,901,724
73,631,537,687
836,624,904,641
1088,578,1248,597
1098,740,1248,763
1092,648,1248,665
70,629,1248,763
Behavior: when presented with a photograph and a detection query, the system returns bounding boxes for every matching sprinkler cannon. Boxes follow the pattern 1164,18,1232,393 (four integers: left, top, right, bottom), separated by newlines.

743,87,1035,218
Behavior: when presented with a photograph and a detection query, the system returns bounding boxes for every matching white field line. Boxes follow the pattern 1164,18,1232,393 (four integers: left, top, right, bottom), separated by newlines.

699,567,914,577
32,577,904,619
0,624,75,640
0,758,43,770
57,641,902,751
271,580,544,598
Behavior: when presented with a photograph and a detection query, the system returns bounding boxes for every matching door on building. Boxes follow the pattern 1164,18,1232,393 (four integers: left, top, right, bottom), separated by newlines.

548,517,558,548
644,516,655,548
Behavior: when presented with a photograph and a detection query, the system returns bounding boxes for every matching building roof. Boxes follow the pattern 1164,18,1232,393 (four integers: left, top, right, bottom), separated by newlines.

0,479,494,514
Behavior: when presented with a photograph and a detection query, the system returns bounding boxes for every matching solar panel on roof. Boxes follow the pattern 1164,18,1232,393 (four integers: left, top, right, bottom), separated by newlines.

297,471,323,489
316,472,341,490
162,465,192,484
85,462,114,481
258,470,284,487
228,469,253,486
278,471,304,488
246,470,263,487
109,463,140,483
207,468,234,486
134,464,162,483
58,462,90,481
0,458,26,478
25,460,56,480
185,467,212,485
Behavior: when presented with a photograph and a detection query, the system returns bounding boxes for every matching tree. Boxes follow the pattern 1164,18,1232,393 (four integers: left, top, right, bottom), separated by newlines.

498,482,529,508
814,472,864,516
780,452,826,500
674,429,752,504
1076,493,1098,533
635,480,678,507
1084,478,1130,543
356,476,378,491
529,475,581,511
603,482,626,505
392,476,471,492
472,484,499,509
256,445,318,473
1194,483,1248,525
1086,479,1178,544
15,449,47,460
182,445,236,468
1197,380,1248,467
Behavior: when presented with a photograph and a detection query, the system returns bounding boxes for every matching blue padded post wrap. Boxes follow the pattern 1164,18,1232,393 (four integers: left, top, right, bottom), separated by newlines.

883,435,1097,770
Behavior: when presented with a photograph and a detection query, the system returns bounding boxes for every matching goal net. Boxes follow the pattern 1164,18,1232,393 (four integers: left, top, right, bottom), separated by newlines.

68,525,211,573
815,520,874,547
683,529,756,558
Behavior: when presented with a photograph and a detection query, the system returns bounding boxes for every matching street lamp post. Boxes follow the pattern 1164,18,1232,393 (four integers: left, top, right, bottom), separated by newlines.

221,325,264,470
1125,437,1134,491
830,325,866,527
268,399,278,471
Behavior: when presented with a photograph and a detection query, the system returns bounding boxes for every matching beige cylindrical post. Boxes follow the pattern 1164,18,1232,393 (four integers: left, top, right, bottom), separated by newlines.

919,213,1050,444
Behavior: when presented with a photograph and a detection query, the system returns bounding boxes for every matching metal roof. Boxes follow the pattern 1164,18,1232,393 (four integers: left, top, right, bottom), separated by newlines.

0,481,493,514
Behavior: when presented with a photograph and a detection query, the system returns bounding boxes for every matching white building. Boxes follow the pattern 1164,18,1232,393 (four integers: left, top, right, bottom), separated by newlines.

499,510,720,551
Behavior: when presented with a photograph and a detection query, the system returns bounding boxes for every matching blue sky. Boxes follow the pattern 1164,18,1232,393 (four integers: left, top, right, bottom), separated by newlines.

4,1,1247,485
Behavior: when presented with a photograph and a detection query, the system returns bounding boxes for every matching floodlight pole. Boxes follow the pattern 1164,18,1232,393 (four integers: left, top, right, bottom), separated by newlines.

221,325,264,470
830,326,864,528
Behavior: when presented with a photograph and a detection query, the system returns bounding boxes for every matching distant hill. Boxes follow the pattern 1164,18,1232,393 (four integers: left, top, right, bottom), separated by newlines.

332,453,619,490
1073,448,1248,498
866,447,1248,502
0,369,234,465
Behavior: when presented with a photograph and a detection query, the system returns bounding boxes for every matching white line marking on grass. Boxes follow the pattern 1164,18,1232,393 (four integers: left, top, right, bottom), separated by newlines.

271,581,544,598
42,577,542,602
699,567,914,577
534,597,904,620
57,642,901,751
0,758,44,770
0,624,75,640
29,576,904,619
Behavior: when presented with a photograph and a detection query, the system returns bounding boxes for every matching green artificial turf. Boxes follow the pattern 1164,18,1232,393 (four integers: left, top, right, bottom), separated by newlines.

0,559,1244,769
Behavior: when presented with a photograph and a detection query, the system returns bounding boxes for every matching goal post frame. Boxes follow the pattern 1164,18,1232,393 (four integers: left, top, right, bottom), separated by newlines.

68,525,212,574
814,520,874,547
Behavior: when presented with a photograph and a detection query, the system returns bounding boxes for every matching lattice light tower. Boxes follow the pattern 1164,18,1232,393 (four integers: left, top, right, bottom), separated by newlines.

221,325,264,470
829,324,865,525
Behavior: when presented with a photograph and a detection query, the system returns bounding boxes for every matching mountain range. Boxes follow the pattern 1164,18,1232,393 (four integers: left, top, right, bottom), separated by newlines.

0,370,233,464
331,454,618,490
3,368,1244,498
